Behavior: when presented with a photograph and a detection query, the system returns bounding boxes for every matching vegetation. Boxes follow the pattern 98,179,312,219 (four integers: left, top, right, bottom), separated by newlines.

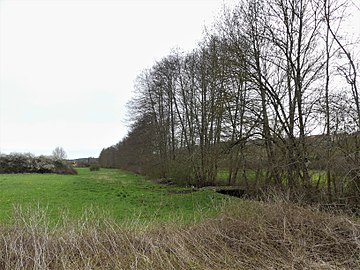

0,198,359,269
0,153,76,175
100,0,360,204
52,147,67,160
0,168,359,269
89,163,100,171
1,0,359,268
0,168,232,224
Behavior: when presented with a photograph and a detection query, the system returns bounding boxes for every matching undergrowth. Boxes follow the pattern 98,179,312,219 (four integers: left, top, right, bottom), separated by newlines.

0,199,359,269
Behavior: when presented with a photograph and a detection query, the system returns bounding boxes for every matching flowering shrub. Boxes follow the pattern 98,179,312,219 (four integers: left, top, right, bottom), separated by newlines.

0,153,77,175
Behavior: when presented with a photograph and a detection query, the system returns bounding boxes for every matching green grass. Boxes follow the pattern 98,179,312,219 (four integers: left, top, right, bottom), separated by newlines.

217,168,333,189
0,168,234,225
217,169,265,186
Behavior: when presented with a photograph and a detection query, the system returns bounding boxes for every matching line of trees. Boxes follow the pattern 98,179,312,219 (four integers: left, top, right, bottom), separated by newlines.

100,0,359,200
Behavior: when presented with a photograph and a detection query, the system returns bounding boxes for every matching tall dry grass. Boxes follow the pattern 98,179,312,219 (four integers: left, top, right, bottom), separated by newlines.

0,200,359,269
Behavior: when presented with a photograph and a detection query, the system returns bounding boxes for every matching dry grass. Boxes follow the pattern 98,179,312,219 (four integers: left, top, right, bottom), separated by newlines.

0,200,359,270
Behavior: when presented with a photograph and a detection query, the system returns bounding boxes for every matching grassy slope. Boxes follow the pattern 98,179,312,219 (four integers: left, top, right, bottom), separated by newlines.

0,168,231,224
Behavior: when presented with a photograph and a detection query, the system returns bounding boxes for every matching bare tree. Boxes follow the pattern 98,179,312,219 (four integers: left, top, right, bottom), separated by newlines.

52,147,67,160
100,0,359,201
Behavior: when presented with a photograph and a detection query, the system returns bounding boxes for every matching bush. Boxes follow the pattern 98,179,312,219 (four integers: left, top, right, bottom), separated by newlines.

0,153,77,175
168,159,194,185
89,164,100,171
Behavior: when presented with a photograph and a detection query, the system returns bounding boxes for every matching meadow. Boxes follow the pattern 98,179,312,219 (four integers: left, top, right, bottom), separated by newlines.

0,168,359,269
0,168,231,225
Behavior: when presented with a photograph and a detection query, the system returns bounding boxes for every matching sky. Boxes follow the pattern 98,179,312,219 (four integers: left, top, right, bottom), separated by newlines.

0,0,359,159
0,0,237,159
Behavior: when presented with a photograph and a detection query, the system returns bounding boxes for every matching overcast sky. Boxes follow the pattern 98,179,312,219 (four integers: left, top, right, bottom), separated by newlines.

0,0,238,159
0,0,358,159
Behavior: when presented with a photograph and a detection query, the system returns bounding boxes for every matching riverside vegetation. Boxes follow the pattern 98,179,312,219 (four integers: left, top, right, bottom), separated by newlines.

100,0,360,204
0,168,359,269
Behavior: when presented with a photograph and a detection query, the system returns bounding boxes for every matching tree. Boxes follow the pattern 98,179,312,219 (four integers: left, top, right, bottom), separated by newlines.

52,147,67,160
99,0,359,201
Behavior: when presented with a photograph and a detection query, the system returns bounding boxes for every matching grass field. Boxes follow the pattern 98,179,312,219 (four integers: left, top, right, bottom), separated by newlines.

0,168,232,225
1,168,359,269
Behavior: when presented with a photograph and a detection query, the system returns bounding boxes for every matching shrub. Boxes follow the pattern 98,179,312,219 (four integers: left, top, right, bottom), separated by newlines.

0,153,77,175
168,159,194,185
89,164,100,171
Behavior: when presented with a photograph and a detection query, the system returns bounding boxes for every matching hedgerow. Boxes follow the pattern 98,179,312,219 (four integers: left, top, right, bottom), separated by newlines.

0,153,76,175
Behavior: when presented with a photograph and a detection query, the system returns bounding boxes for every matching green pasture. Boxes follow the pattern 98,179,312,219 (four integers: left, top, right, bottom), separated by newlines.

0,168,233,225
